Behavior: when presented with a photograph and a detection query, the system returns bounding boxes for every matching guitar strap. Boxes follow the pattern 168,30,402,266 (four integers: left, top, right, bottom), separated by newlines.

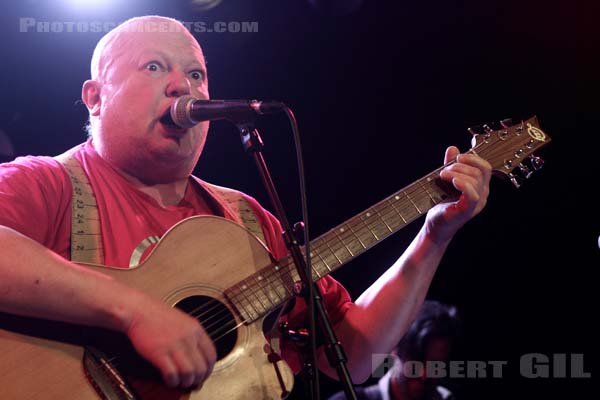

196,180,267,246
56,153,267,264
55,151,104,264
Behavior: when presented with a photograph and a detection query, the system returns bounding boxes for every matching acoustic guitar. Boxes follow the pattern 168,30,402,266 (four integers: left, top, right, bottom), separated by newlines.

0,117,550,399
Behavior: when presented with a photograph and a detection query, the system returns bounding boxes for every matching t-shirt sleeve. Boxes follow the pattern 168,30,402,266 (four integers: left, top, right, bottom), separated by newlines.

0,156,71,248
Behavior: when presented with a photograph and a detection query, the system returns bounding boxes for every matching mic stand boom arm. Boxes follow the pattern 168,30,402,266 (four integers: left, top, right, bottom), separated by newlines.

236,121,357,400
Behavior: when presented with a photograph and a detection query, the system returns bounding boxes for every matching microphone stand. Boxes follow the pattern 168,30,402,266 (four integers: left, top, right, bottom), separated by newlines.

236,121,357,400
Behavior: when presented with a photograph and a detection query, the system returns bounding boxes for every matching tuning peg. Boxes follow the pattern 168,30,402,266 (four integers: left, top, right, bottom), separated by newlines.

515,121,525,135
467,125,483,136
482,124,494,134
528,154,544,170
518,163,533,179
500,118,513,128
508,172,522,188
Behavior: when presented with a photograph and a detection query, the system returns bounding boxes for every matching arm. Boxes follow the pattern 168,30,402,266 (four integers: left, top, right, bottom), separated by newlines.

0,225,216,388
320,146,491,382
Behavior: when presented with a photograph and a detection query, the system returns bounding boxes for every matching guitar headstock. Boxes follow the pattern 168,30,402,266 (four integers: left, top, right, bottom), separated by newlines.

469,116,550,188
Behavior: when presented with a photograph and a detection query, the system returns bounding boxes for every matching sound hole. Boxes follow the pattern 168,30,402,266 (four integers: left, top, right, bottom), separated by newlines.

174,295,238,360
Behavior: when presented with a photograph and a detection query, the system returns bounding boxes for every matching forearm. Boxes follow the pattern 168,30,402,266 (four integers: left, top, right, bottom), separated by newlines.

0,225,143,333
319,225,452,382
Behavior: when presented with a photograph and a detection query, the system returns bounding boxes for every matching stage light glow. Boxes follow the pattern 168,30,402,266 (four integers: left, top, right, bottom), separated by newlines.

189,0,224,11
63,0,115,10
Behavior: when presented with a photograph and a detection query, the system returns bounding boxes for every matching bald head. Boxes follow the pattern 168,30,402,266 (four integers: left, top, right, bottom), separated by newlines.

81,15,210,184
90,16,202,82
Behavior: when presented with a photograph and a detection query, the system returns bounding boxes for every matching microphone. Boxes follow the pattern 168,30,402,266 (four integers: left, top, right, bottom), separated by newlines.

170,95,285,128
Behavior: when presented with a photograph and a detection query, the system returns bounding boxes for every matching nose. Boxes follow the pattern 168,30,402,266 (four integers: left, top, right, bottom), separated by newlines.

165,68,191,98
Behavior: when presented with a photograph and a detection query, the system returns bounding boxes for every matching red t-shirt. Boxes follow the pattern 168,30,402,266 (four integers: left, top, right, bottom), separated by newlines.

0,139,352,373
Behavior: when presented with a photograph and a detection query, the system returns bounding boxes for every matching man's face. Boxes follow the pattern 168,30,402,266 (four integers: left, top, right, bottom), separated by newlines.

93,25,210,183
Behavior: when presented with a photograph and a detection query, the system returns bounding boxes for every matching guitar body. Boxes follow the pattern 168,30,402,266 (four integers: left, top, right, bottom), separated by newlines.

0,216,294,399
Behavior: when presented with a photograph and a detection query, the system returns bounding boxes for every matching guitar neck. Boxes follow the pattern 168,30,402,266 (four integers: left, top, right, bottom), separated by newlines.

304,170,456,278
224,165,457,323
224,116,550,323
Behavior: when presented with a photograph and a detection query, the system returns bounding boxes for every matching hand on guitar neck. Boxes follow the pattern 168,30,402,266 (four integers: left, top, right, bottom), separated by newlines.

424,146,492,245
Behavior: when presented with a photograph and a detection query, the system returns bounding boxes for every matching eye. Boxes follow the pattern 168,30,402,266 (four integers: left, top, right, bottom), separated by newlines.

145,61,163,72
190,70,204,81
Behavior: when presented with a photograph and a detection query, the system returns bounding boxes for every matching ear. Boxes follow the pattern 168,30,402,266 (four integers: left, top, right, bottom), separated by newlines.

82,80,102,116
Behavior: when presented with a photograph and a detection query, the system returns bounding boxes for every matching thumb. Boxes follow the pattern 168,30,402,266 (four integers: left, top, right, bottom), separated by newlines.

444,146,460,164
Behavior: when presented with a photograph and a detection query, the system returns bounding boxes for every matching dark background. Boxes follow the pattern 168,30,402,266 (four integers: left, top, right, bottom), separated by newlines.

0,0,595,398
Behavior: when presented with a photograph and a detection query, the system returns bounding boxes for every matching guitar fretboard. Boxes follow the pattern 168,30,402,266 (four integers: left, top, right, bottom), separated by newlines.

224,167,456,323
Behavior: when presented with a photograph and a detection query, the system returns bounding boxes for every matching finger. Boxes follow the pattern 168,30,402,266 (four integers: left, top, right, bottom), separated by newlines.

444,146,460,164
170,348,196,388
196,330,217,367
443,162,484,182
186,339,211,386
150,354,179,387
451,177,481,213
457,153,492,180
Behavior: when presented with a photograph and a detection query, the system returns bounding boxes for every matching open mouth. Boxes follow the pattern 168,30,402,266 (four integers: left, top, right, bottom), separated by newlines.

159,108,187,133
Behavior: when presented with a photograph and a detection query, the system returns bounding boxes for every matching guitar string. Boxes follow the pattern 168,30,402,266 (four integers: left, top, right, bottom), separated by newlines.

191,155,494,343
161,160,463,331
157,152,468,329
180,170,453,334
146,145,495,344
176,167,450,321
106,142,500,365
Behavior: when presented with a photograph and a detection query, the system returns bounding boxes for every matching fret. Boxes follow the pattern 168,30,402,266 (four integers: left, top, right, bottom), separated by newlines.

385,197,407,228
311,264,322,279
362,210,390,241
330,239,353,263
395,198,422,222
346,222,367,249
275,261,296,288
373,202,403,232
353,216,379,247
419,178,439,207
343,231,365,256
228,284,258,321
288,265,301,285
428,175,451,202
333,227,355,257
388,194,408,224
233,284,256,320
321,236,344,266
273,264,294,299
372,205,393,233
403,190,422,215
242,277,268,316
312,248,332,272
255,274,278,310
359,212,380,241
261,269,285,305
307,250,329,278
313,239,340,269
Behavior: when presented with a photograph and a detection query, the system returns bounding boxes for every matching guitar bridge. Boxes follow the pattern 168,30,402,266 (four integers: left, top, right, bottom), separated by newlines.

83,346,139,400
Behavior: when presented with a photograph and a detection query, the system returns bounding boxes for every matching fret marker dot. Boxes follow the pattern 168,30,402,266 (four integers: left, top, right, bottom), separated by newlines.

275,265,279,270
395,195,400,200
241,285,247,290
366,212,371,217
427,177,432,182
257,276,263,281
339,227,345,233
